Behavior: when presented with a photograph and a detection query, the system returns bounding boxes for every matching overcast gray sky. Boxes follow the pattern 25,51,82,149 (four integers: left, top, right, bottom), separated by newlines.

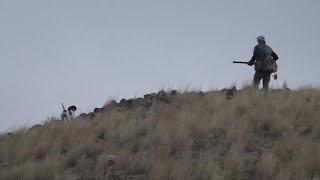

1,0,319,132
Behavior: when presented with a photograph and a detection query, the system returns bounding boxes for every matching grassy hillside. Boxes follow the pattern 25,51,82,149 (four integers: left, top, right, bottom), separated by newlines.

1,88,320,180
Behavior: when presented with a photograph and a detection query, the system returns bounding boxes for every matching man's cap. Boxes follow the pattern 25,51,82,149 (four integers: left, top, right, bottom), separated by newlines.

257,35,266,41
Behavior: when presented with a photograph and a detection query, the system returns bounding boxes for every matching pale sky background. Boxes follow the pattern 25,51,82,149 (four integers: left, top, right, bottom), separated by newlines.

1,0,319,132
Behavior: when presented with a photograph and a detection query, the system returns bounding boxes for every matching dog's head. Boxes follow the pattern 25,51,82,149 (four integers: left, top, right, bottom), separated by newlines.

68,105,77,112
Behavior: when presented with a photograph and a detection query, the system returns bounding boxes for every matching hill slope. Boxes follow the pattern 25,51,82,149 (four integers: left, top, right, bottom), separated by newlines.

1,88,320,180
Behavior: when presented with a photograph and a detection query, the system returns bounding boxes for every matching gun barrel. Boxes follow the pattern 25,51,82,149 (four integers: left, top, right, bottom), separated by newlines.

233,61,248,64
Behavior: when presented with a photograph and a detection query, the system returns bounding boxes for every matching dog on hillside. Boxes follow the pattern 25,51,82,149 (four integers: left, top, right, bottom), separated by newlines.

61,103,77,121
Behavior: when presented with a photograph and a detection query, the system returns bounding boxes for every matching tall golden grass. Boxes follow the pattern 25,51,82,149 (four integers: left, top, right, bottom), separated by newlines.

1,88,320,180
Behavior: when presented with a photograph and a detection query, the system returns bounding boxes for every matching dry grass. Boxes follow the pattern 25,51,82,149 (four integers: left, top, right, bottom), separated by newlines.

1,88,320,180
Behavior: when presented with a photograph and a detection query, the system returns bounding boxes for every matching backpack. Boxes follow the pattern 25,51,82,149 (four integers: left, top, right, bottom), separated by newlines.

254,56,277,73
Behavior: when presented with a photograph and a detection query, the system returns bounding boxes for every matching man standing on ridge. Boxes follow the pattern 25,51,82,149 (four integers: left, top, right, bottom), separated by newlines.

247,35,279,90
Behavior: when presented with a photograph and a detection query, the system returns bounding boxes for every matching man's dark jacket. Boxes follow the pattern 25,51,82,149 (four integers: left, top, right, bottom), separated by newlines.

249,44,279,64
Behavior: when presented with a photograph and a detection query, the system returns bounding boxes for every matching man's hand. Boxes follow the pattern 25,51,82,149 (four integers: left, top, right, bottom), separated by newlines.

247,61,254,66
